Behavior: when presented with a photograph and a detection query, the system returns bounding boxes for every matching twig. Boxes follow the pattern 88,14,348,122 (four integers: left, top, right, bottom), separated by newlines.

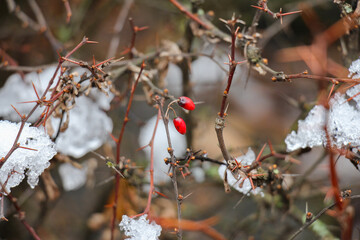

62,0,72,23
121,18,148,58
0,37,95,168
110,61,146,240
289,194,360,240
132,108,161,218
215,16,239,163
107,0,134,58
168,0,211,30
282,72,360,84
1,184,41,240
156,97,183,240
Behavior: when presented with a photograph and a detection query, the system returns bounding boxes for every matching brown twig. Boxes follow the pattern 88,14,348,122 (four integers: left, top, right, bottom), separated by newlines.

107,0,134,58
0,37,96,168
132,108,161,218
251,0,302,24
121,18,148,58
215,16,240,164
156,96,183,240
168,0,211,30
62,0,72,23
110,61,146,240
289,194,360,240
1,184,41,240
281,72,360,84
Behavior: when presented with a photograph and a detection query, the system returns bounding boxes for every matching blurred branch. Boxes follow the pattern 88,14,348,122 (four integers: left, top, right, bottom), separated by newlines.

107,0,134,58
289,194,360,240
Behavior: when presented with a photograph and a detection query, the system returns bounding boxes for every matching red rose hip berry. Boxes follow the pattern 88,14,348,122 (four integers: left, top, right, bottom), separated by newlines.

178,96,195,111
173,117,186,134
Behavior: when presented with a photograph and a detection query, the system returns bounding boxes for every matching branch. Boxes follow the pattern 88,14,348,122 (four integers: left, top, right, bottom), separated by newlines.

110,61,146,240
156,96,183,240
289,194,360,240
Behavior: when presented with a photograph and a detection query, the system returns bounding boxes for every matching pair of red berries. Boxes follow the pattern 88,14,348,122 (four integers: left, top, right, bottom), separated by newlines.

173,96,195,135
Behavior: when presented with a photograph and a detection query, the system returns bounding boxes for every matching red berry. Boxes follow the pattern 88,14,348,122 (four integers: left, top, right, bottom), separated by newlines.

173,117,186,134
178,96,195,111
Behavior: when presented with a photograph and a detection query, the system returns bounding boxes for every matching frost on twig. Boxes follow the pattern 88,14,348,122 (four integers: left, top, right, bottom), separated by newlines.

119,214,162,240
218,148,263,196
0,121,56,193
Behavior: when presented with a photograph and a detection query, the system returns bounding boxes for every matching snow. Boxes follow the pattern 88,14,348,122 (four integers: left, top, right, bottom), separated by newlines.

0,66,59,122
348,59,360,79
285,105,327,151
0,66,114,158
138,114,187,184
52,96,113,158
0,121,56,193
286,58,360,151
119,214,162,240
218,148,263,196
58,162,88,191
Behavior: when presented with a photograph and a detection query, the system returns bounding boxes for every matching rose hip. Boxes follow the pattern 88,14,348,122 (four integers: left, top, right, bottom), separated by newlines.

173,117,186,134
178,96,195,111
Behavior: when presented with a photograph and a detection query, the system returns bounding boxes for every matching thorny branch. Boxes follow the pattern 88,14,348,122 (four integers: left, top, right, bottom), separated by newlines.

1,183,41,240
289,194,360,240
156,96,183,240
215,16,240,166
110,61,146,240
0,37,97,169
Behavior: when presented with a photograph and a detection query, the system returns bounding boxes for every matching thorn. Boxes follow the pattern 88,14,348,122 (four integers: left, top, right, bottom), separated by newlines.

255,143,267,163
154,190,169,198
31,82,40,100
11,105,23,118
18,146,38,151
109,133,118,143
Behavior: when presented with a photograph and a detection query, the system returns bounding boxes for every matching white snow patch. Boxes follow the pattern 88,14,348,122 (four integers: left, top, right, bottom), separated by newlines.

348,58,360,79
0,66,59,121
58,162,88,191
139,114,186,184
0,121,56,193
286,62,360,152
218,148,263,196
52,96,113,158
0,66,113,158
119,214,162,240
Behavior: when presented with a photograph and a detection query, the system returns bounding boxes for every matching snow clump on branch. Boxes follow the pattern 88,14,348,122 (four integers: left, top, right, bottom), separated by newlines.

0,121,56,193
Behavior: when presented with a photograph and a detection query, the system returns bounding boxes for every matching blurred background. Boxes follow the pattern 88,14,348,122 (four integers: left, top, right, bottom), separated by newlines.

1,0,360,239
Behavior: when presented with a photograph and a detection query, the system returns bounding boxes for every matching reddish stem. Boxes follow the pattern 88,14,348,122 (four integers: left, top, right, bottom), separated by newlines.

110,61,146,240
169,0,211,30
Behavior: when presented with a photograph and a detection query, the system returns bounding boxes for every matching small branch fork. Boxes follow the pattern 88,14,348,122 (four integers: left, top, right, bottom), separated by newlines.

289,193,360,240
6,0,63,54
270,70,360,84
0,37,97,169
251,0,302,24
215,16,243,164
168,0,212,30
120,18,148,58
0,37,99,239
110,61,146,240
2,189,41,240
155,96,183,240
132,108,161,218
